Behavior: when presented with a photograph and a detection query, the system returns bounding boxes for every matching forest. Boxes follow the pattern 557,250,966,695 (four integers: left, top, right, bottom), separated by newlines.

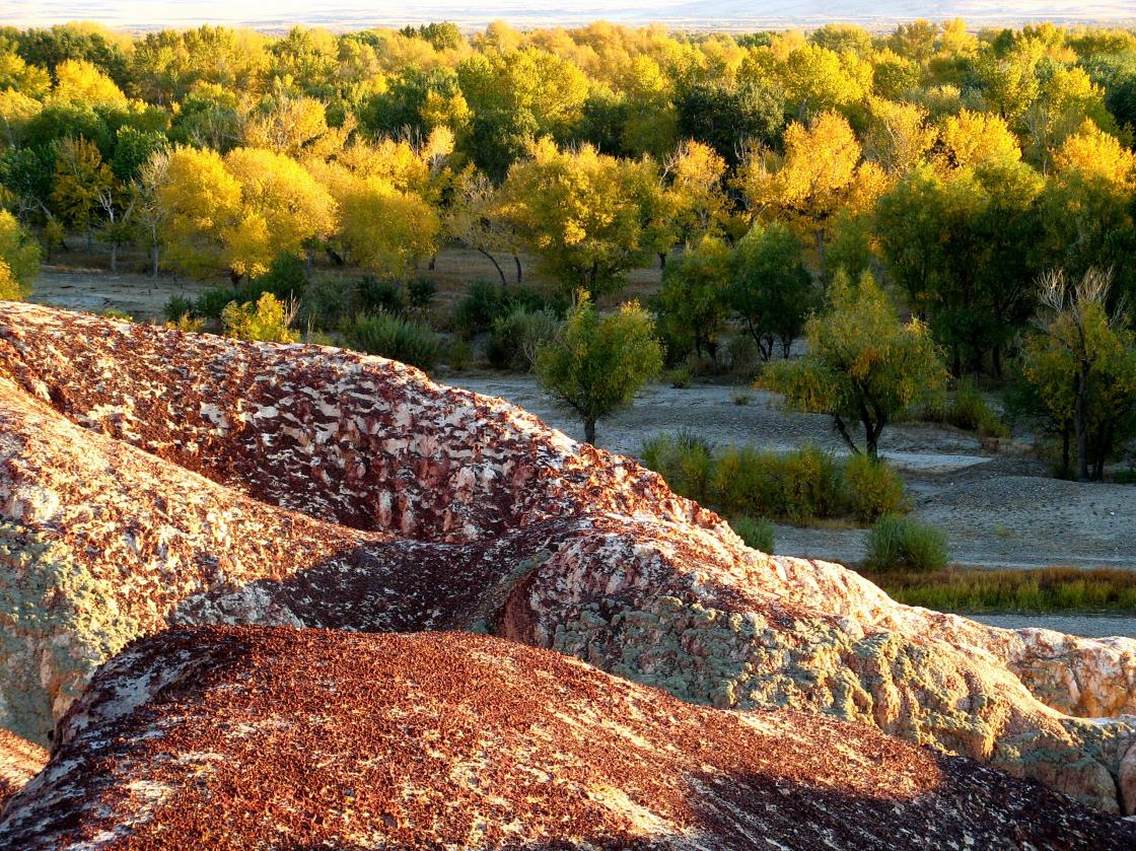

0,18,1135,489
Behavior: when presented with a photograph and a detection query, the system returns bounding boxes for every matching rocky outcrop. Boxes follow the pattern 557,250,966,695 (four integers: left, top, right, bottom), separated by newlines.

1,302,1135,813
3,626,1134,850
0,729,45,811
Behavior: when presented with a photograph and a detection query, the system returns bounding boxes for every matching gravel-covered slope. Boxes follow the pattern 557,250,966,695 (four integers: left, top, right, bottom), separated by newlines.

4,626,1135,851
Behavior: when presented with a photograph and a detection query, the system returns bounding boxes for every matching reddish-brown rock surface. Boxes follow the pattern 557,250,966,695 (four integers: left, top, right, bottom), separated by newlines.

1,302,1135,815
3,626,1134,850
0,729,45,812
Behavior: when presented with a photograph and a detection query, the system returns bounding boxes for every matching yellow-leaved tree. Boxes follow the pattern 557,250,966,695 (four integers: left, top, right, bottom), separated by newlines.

157,145,336,281
737,111,885,272
499,139,660,294
0,210,41,300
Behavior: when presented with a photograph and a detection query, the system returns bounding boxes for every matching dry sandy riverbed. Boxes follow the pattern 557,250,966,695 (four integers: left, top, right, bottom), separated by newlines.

450,374,1136,573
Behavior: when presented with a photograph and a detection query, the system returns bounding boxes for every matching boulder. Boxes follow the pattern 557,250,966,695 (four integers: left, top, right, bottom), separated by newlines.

2,626,1133,850
0,303,1134,811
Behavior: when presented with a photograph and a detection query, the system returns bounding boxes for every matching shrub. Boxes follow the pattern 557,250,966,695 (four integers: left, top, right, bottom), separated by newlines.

251,253,308,301
779,445,844,521
665,366,692,388
453,280,563,339
640,431,715,504
194,286,243,319
357,276,405,315
951,378,1010,438
453,280,509,338
407,277,437,311
842,454,907,522
488,306,561,371
865,516,949,572
913,378,1010,438
163,295,194,322
730,515,775,553
725,333,761,377
299,276,356,331
448,338,472,371
342,311,441,370
221,293,299,343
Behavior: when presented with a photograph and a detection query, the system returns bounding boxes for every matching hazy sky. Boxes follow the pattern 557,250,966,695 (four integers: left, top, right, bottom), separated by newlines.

6,0,1135,31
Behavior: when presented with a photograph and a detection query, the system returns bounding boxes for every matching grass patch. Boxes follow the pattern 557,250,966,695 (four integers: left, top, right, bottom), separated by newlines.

865,566,1136,613
864,515,948,572
729,515,775,553
641,435,906,526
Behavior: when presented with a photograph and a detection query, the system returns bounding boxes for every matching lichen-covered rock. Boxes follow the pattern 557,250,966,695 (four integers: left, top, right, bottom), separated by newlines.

0,729,45,812
1,303,1135,813
3,626,1134,850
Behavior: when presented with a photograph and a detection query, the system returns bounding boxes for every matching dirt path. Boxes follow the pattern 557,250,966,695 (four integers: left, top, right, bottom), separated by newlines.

451,374,1136,573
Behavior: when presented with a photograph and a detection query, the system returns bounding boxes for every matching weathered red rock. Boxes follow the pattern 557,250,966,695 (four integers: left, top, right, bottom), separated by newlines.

2,626,1133,850
0,729,45,812
1,302,1135,814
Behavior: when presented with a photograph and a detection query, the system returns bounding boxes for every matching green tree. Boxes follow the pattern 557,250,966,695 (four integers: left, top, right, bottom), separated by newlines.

655,235,731,363
535,294,663,445
764,271,947,458
729,222,816,360
1022,268,1136,481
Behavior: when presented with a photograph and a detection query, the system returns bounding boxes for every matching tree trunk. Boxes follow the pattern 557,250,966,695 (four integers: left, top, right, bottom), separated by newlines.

1060,422,1071,478
150,244,160,278
1075,366,1089,482
229,268,243,286
584,417,597,446
428,254,437,271
658,252,667,270
832,415,860,456
478,249,508,287
780,337,792,359
109,244,117,273
513,255,523,284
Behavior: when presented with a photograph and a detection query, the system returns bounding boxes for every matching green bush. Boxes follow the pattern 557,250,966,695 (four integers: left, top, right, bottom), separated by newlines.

665,366,692,388
407,278,437,311
842,454,907,522
865,516,949,572
730,515,775,553
342,311,441,370
951,378,1010,438
640,431,715,504
448,338,472,371
453,280,563,339
642,434,909,526
163,295,194,322
250,253,308,301
194,286,243,319
488,306,561,370
357,276,405,315
910,378,1010,439
299,276,356,331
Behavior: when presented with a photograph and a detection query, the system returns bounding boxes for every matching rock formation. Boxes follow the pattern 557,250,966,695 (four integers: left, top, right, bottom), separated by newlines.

1,302,1135,813
0,729,45,811
3,626,1134,850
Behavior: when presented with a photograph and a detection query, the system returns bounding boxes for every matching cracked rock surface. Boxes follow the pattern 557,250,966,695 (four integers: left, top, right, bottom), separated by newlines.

0,302,1135,815
3,626,1135,850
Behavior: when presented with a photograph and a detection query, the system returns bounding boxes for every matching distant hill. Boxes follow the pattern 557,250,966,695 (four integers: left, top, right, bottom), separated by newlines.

7,0,1136,33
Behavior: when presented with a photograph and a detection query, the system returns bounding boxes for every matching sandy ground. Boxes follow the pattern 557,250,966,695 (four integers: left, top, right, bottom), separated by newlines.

28,267,215,320
970,614,1136,639
450,374,1136,572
